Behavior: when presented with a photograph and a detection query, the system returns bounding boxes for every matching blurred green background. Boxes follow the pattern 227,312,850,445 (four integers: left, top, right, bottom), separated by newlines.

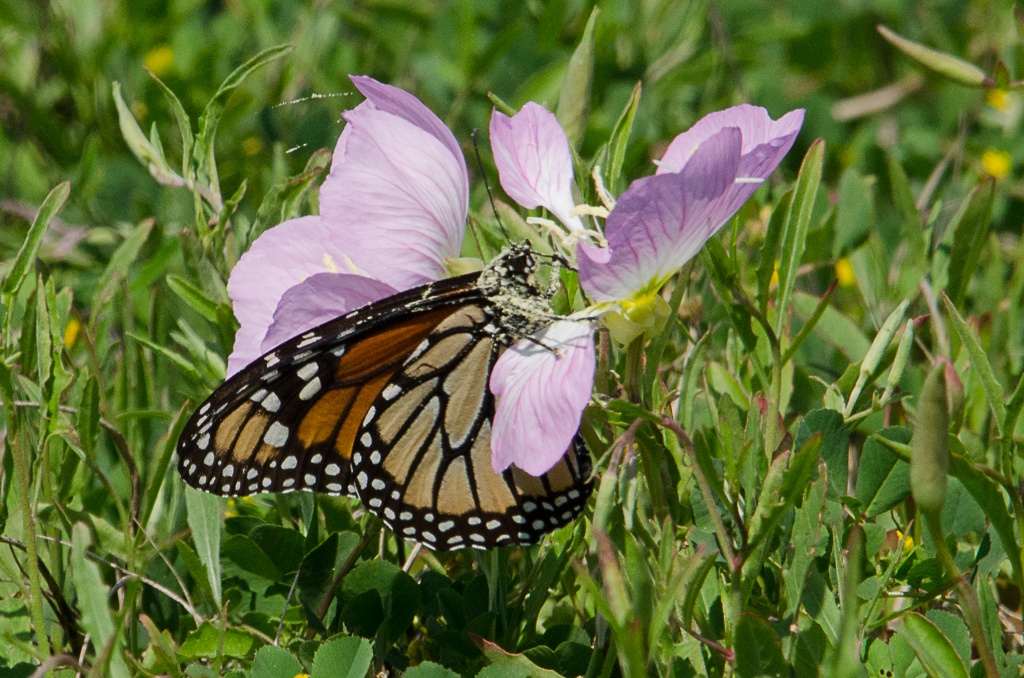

2,0,1019,248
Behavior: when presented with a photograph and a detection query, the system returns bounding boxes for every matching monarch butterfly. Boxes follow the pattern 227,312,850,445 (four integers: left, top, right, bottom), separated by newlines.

176,244,593,551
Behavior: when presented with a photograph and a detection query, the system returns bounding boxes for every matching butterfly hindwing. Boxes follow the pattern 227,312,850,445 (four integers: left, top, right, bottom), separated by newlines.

351,305,594,551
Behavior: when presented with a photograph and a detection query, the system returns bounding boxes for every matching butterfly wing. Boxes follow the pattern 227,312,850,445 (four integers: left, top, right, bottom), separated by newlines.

176,275,482,497
351,304,594,551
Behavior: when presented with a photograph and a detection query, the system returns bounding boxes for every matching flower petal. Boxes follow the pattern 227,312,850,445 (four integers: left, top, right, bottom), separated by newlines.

262,273,397,351
226,216,356,377
319,78,468,289
490,320,595,476
577,127,743,301
490,103,583,231
657,104,804,177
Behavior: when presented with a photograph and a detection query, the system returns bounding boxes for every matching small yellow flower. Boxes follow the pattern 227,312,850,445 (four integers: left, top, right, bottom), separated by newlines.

986,88,1008,111
145,45,174,77
895,530,914,556
242,137,263,156
293,674,310,678
981,149,1012,179
835,258,856,287
770,259,779,286
64,318,80,348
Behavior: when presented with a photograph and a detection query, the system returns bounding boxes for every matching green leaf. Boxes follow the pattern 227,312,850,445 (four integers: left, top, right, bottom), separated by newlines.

178,622,255,658
555,7,597,150
887,154,920,227
795,409,849,498
733,613,788,678
877,25,988,87
706,362,750,410
222,535,282,581
775,139,824,337
250,525,305,576
758,190,792,316
605,81,641,191
945,178,996,307
854,427,912,516
785,471,827,618
473,635,564,678
832,167,875,259
252,645,304,678
942,293,1006,436
111,82,176,181
898,612,969,678
77,375,100,457
3,182,70,299
404,662,460,678
195,44,294,200
298,533,338,613
792,291,871,362
167,275,221,323
185,486,222,606
146,68,194,179
248,147,333,247
311,636,373,678
72,523,130,678
95,219,154,305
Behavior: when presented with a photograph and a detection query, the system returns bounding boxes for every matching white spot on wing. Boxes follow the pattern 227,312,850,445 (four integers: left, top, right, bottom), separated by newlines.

299,377,321,400
262,392,281,412
326,463,341,476
265,423,289,447
362,407,376,426
382,384,402,400
197,434,210,450
281,456,297,470
203,452,215,466
297,363,319,381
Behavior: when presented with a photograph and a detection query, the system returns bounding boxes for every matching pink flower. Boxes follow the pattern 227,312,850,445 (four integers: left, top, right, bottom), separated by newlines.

491,102,803,452
489,103,583,232
227,76,468,376
227,76,588,478
577,105,804,302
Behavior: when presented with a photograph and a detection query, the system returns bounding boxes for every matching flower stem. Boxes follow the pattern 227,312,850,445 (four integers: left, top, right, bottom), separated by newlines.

661,418,741,634
623,335,644,403
923,510,1000,678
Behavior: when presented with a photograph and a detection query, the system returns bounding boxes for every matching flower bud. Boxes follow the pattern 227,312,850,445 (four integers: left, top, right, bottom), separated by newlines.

910,363,950,515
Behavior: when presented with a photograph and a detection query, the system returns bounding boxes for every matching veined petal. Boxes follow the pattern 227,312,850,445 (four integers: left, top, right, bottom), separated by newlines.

490,320,595,476
226,216,355,377
577,127,743,301
262,273,397,351
658,104,804,177
320,79,468,289
490,103,583,231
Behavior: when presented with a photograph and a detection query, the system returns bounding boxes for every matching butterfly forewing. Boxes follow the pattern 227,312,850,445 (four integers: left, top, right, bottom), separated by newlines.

176,277,481,498
350,305,594,551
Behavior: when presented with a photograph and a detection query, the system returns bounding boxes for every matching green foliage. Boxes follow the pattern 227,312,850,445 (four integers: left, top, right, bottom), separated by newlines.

3,1,1024,677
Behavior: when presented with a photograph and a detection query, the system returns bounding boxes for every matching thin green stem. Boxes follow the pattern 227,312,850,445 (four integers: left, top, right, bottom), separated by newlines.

661,418,741,635
924,511,999,678
10,429,48,651
623,335,644,403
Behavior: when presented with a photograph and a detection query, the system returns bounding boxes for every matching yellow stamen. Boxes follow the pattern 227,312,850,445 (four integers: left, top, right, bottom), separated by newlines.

323,253,339,274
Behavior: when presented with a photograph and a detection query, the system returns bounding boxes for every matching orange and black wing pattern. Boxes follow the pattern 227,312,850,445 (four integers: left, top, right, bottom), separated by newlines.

176,275,481,497
177,261,594,551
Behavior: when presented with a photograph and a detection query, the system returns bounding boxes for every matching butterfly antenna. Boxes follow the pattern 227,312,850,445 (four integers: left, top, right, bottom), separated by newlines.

472,128,512,245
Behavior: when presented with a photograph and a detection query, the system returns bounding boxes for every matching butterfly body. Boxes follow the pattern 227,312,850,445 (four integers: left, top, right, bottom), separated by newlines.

176,245,593,550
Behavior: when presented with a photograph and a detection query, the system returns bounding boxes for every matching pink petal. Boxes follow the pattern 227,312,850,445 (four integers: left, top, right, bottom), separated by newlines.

319,78,468,290
657,104,804,177
490,103,583,231
490,321,595,476
262,273,397,351
226,216,357,377
577,127,744,301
